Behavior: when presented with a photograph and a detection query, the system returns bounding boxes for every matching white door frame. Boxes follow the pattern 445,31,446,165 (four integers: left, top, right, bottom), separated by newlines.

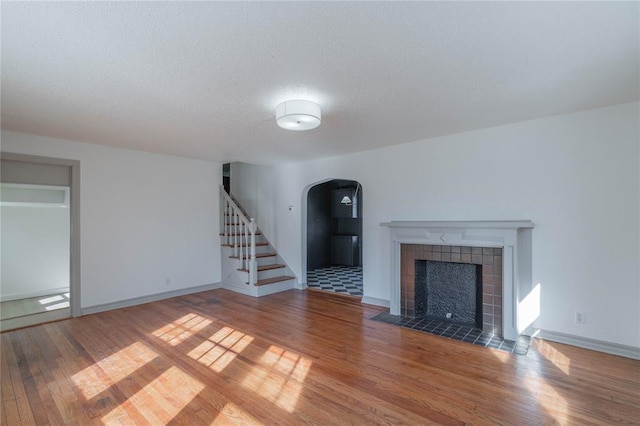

1,152,81,317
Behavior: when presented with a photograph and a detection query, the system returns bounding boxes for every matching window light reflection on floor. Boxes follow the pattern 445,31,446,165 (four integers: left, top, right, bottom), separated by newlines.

101,366,204,424
524,374,569,424
241,345,312,413
152,313,213,346
535,340,571,376
39,294,66,305
213,401,261,424
188,326,254,373
45,301,70,311
71,342,158,400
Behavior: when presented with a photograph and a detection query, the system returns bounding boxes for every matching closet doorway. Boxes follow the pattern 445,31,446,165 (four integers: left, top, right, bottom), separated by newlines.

0,153,80,331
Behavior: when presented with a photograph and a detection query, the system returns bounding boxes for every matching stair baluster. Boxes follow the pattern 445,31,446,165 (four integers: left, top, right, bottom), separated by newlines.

243,221,249,270
224,198,230,245
233,210,239,258
227,199,233,246
248,218,257,286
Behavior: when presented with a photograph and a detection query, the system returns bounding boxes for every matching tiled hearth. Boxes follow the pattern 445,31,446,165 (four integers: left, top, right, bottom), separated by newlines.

401,244,503,336
371,310,530,355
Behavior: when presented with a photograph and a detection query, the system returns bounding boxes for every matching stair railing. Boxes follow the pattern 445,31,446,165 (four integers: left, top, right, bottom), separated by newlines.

220,186,258,285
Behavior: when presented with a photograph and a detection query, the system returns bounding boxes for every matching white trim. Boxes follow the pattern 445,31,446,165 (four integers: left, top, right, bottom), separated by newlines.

361,296,390,308
0,287,70,302
81,283,222,316
536,329,640,360
381,220,534,229
0,183,70,208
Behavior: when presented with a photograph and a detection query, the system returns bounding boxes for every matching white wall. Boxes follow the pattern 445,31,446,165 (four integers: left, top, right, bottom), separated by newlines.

232,102,640,348
1,131,221,309
1,204,70,300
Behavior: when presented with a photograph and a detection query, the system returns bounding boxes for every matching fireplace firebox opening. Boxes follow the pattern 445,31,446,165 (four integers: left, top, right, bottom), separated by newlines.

400,244,503,336
414,260,483,328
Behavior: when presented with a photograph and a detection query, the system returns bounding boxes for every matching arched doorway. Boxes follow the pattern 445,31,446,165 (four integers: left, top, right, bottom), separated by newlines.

305,179,363,297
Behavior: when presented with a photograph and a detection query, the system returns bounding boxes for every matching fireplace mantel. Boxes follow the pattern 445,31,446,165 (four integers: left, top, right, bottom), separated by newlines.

381,220,534,340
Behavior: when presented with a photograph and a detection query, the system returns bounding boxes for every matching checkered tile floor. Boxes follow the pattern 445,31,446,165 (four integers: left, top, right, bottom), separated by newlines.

371,311,531,355
307,266,363,296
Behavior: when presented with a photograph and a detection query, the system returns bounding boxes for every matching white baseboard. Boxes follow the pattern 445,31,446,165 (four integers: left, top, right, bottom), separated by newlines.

81,282,222,316
1,286,69,302
361,296,390,308
535,329,640,360
222,282,255,297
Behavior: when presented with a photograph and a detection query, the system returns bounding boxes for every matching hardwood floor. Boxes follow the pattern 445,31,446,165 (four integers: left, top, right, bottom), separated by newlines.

2,289,638,425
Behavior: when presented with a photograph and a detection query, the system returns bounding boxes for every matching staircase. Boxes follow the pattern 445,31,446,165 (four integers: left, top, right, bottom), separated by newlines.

219,187,297,297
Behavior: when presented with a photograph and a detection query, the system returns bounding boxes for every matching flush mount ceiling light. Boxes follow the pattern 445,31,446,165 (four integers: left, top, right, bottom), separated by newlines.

276,100,321,131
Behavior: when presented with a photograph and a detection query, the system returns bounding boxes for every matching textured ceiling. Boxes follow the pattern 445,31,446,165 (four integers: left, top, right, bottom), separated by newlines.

1,2,638,164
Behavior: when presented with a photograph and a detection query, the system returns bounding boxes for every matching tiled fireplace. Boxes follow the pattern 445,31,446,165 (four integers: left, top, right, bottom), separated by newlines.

382,220,534,341
401,244,503,336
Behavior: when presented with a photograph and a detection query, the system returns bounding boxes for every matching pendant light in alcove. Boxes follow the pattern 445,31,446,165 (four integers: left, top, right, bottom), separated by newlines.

340,183,360,206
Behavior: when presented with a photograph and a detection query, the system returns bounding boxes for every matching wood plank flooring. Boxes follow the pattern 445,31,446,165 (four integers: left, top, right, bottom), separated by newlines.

1,289,638,425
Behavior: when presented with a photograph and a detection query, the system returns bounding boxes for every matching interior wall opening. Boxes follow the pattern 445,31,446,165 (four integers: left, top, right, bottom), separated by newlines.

0,154,79,331
306,179,363,297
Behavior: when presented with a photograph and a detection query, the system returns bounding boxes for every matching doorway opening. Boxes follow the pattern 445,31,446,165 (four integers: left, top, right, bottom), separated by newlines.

0,153,80,331
306,179,362,297
222,163,230,193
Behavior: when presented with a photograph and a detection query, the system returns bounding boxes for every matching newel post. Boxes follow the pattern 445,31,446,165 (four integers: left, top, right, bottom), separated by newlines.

248,218,258,285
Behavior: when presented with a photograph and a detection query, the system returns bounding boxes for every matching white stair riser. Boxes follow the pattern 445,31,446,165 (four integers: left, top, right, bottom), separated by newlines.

231,255,277,268
255,279,296,297
228,242,270,256
254,244,272,255
256,256,277,267
257,267,287,280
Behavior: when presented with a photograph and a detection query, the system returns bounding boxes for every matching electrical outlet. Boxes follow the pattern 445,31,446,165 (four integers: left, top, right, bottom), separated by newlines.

575,312,586,324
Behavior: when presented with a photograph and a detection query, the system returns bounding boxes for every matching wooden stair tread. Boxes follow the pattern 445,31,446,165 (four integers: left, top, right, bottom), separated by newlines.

220,232,261,236
229,252,276,259
251,276,296,286
222,242,268,247
238,264,285,272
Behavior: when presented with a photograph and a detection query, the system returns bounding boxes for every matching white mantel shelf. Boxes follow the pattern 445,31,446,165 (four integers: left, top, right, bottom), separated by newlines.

382,219,534,341
381,220,534,229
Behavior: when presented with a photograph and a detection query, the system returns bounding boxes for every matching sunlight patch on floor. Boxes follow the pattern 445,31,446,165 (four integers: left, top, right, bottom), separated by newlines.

45,301,70,311
260,345,313,381
188,326,254,373
535,340,571,375
488,348,512,363
241,345,312,413
71,342,158,400
524,373,569,425
39,295,66,305
152,313,212,346
212,401,263,425
101,366,204,424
